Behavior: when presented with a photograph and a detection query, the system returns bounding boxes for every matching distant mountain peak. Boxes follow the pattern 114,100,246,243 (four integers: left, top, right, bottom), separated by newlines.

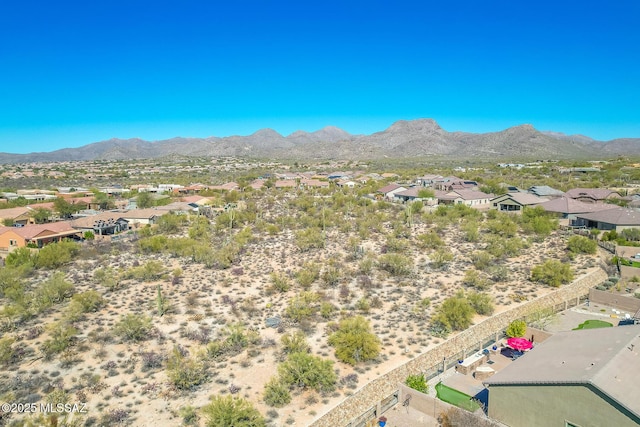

1,118,639,163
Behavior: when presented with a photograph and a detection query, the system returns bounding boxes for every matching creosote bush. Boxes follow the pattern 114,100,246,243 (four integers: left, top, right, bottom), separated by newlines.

201,395,266,427
113,313,153,342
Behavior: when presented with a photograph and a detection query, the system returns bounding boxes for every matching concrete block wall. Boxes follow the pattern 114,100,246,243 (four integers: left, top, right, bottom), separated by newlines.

309,268,607,427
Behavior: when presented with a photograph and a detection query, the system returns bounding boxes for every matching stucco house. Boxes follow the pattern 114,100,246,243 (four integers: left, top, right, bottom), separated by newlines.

573,207,640,232
376,184,407,200
564,188,621,204
484,325,640,427
490,193,549,213
0,221,81,250
0,206,34,226
71,212,129,236
437,189,492,209
536,197,613,223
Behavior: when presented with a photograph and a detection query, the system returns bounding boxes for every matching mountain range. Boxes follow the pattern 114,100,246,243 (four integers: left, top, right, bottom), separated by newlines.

1,119,639,163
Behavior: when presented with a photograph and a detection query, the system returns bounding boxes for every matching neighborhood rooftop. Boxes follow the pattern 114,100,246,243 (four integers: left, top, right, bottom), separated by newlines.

485,325,640,418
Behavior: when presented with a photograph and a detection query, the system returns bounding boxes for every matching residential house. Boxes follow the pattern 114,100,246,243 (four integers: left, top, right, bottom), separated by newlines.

300,179,330,189
376,184,407,200
484,325,640,427
0,221,81,250
564,188,621,204
155,201,201,215
528,185,565,198
573,207,640,232
536,197,613,223
393,187,422,203
119,209,166,226
415,174,443,187
209,182,240,191
490,193,549,213
437,190,492,208
274,180,297,189
249,179,266,190
335,179,356,189
71,213,129,236
0,207,34,226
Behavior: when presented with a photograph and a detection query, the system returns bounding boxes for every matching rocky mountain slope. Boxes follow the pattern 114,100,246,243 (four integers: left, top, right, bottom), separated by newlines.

1,119,638,163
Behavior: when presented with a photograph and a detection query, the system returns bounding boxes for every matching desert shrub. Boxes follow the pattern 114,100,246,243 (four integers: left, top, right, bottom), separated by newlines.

295,228,325,251
405,374,428,393
42,321,78,357
263,377,292,408
166,346,208,390
70,290,105,313
268,272,290,294
0,337,16,365
462,269,490,290
621,228,640,242
328,316,380,365
416,231,444,249
157,212,188,234
531,260,573,287
484,236,524,259
321,264,342,288
139,235,169,253
278,352,337,392
488,265,509,282
461,220,480,242
35,240,80,269
124,260,165,282
179,405,199,425
567,235,597,254
32,272,74,313
432,294,474,332
384,236,408,253
281,331,310,354
377,253,412,276
113,313,153,342
470,251,493,271
466,291,494,315
320,302,336,319
201,395,266,427
285,292,320,321
506,319,527,338
430,249,453,269
295,262,320,289
486,215,517,237
5,247,35,268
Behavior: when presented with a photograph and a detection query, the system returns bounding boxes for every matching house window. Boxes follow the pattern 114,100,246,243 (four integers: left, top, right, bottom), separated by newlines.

9,239,17,246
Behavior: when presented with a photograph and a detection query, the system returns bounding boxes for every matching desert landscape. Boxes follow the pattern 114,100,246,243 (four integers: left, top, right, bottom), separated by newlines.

0,180,603,426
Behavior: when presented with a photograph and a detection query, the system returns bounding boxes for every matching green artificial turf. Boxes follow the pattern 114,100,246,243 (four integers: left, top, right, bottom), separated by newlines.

573,319,613,330
435,382,481,412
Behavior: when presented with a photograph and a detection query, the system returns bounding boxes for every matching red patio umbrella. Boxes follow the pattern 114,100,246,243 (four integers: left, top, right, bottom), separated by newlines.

507,337,533,351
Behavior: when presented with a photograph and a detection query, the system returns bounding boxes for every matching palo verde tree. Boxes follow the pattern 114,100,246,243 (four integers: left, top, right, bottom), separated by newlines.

328,315,380,365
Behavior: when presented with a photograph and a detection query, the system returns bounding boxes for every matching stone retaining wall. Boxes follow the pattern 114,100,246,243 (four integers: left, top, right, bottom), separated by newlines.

309,268,608,427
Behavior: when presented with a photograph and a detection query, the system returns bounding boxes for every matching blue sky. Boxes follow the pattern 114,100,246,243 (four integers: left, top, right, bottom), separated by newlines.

1,0,638,154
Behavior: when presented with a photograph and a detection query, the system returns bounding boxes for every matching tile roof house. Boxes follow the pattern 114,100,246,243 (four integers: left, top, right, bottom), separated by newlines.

0,206,34,226
490,193,549,213
376,184,408,200
573,207,640,232
484,325,640,427
274,180,297,189
0,221,80,250
536,197,613,221
564,188,622,203
437,189,492,208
